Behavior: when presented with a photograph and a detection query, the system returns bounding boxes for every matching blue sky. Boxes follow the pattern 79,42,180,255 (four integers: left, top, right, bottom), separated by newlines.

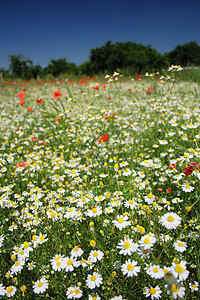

0,0,200,69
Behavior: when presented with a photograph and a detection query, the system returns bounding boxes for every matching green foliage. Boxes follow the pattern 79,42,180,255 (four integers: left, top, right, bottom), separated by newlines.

42,58,78,77
89,41,167,74
3,41,200,80
166,41,200,66
8,55,42,79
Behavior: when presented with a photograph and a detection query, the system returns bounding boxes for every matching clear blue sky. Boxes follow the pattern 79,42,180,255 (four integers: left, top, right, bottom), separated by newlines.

0,0,200,69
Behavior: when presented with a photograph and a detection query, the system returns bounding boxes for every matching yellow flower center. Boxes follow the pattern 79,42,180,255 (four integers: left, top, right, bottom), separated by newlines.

7,286,13,293
50,211,56,218
67,259,73,265
185,184,190,189
175,264,183,273
127,264,134,271
93,252,98,257
24,241,29,248
153,267,159,273
73,246,79,252
75,289,80,294
91,275,96,281
150,288,157,295
171,284,179,293
56,261,61,266
124,241,130,249
40,236,45,241
38,282,43,288
148,193,153,198
118,218,124,223
129,200,134,204
92,207,97,213
15,261,20,266
178,242,184,247
144,238,150,244
167,216,174,222
56,256,61,261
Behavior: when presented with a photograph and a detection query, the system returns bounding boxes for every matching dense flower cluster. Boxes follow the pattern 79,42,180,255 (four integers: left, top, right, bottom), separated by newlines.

0,73,199,298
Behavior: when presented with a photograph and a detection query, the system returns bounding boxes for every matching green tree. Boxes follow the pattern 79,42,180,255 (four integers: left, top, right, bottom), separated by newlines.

8,55,32,78
89,41,166,74
43,58,77,77
167,42,200,66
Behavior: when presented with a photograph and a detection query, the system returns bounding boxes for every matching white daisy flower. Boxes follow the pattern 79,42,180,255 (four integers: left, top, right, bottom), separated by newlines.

86,272,103,289
62,257,77,272
6,286,16,297
0,284,6,296
104,206,114,214
167,284,185,299
139,233,156,250
87,206,102,217
112,215,130,231
117,238,138,255
88,250,104,263
10,259,25,275
88,293,101,300
124,199,138,209
121,259,140,277
146,265,164,279
71,246,83,257
0,235,5,247
189,281,198,291
50,255,64,272
144,193,155,204
33,277,49,294
171,261,189,281
66,286,83,299
35,233,48,245
160,212,181,229
173,240,187,253
182,183,194,192
143,285,162,299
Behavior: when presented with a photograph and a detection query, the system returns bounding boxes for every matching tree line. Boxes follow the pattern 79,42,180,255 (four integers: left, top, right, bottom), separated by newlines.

1,41,200,79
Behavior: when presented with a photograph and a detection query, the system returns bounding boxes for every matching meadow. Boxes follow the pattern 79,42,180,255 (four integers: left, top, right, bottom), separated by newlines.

0,66,199,299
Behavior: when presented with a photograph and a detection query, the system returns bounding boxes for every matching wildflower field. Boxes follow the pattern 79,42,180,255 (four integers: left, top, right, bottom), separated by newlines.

0,67,199,299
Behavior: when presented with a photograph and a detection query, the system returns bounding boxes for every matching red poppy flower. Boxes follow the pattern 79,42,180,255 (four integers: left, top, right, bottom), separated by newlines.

37,98,43,103
54,91,62,98
28,107,32,112
18,92,25,98
168,163,176,169
157,188,163,192
184,162,200,175
40,141,46,145
22,89,27,92
31,137,38,141
102,115,108,120
166,188,172,193
103,85,106,89
147,87,151,95
184,167,193,175
16,162,28,169
55,118,61,123
107,96,111,100
20,99,24,106
97,133,109,143
94,85,99,90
